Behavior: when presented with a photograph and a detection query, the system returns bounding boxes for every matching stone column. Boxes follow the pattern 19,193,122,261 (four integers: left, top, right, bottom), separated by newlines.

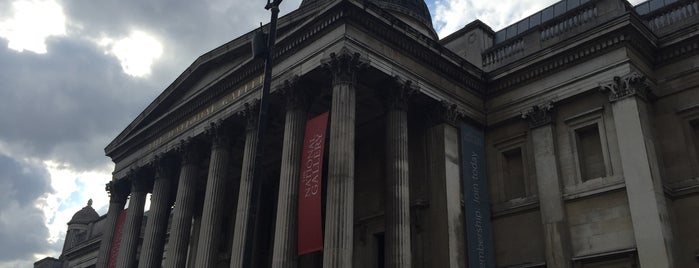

96,181,129,268
138,156,176,268
163,141,201,268
384,78,414,268
321,49,368,268
271,78,308,268
600,72,674,268
522,103,572,268
195,121,233,268
425,101,465,268
230,101,260,268
116,173,149,268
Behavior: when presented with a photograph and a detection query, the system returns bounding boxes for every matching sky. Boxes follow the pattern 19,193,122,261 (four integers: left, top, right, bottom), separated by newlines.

0,0,645,267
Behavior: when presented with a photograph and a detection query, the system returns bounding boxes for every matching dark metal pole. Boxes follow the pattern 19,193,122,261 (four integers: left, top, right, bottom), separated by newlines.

242,0,282,267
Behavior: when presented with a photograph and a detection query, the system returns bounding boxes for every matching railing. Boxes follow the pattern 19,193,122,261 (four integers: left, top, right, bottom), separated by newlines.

541,5,598,41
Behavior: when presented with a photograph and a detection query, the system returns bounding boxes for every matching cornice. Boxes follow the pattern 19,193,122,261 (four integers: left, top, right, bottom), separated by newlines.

347,1,485,93
486,14,655,97
106,5,349,163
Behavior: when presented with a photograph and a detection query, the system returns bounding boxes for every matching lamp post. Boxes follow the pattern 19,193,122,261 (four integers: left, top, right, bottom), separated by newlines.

242,0,282,267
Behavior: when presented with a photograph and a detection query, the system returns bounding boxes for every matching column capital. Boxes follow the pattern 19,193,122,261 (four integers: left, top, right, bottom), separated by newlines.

125,168,151,193
206,119,232,149
177,138,203,165
321,48,369,86
599,72,652,102
428,100,465,127
384,76,418,111
237,100,260,133
522,101,555,129
106,181,129,204
153,154,178,181
278,75,309,111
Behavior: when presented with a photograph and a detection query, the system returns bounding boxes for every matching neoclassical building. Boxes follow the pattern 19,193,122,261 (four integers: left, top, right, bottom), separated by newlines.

38,0,699,267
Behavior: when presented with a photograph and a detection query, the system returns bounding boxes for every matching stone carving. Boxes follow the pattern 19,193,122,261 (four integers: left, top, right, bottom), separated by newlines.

385,76,418,111
206,120,231,149
429,100,465,126
106,181,129,204
237,100,260,132
177,138,201,165
599,72,652,102
321,48,369,86
278,75,309,111
522,101,555,128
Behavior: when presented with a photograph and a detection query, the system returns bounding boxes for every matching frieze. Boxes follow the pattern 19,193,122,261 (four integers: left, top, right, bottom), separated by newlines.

145,75,263,152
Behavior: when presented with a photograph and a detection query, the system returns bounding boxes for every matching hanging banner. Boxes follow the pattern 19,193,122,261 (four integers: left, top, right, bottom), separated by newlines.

298,112,329,255
460,122,495,268
107,209,128,268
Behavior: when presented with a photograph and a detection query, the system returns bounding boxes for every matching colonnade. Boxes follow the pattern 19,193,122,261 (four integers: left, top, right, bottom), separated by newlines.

96,50,422,268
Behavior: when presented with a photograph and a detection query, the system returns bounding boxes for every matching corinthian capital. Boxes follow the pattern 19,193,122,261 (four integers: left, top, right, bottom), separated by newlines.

206,119,232,149
384,76,418,111
428,100,465,127
321,48,369,86
238,100,260,132
599,72,652,102
278,76,309,111
106,180,129,204
522,101,555,128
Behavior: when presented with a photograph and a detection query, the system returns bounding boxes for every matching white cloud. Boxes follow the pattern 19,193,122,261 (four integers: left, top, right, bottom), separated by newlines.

0,0,66,54
40,161,112,246
432,0,649,38
100,31,164,77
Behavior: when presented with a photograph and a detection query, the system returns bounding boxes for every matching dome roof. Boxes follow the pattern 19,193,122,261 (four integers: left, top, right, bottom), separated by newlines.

300,0,436,38
68,199,99,225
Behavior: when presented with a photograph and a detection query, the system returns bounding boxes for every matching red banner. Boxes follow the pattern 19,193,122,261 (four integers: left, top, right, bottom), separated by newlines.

298,112,328,255
108,209,127,268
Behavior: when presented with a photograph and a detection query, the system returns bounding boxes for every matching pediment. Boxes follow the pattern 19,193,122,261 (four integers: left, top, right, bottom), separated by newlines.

105,5,324,157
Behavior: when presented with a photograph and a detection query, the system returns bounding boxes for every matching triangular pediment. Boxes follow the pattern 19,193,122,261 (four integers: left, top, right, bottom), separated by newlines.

105,4,328,157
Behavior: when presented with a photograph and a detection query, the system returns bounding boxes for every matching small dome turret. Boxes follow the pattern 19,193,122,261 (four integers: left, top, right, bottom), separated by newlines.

68,199,99,225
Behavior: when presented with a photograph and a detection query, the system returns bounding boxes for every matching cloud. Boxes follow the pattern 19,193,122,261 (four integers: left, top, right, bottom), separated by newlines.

0,153,56,265
0,0,67,54
431,0,649,38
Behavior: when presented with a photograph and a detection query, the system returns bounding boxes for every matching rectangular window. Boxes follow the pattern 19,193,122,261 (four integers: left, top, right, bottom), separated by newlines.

503,147,526,200
576,124,606,181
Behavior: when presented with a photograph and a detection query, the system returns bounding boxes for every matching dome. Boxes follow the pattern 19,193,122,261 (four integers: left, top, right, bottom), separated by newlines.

300,0,436,38
68,199,100,225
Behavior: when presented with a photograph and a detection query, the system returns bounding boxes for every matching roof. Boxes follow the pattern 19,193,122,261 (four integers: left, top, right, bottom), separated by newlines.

68,199,99,225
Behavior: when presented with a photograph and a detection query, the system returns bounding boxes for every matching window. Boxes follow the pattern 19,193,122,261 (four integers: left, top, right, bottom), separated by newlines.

503,147,526,200
565,106,612,184
493,132,532,203
576,124,606,181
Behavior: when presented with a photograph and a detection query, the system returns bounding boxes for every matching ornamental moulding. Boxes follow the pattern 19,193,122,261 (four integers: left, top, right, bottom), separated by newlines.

598,72,652,102
522,101,555,128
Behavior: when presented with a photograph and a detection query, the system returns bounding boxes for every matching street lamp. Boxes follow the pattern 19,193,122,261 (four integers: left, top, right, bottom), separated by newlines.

242,0,283,267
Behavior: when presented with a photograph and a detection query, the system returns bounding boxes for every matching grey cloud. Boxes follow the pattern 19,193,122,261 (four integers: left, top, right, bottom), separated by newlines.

0,153,55,263
0,37,159,170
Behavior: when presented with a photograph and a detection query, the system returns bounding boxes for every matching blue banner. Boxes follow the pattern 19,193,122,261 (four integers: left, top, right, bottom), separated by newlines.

460,122,494,268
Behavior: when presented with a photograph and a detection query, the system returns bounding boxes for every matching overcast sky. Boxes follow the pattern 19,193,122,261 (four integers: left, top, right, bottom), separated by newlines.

0,0,645,267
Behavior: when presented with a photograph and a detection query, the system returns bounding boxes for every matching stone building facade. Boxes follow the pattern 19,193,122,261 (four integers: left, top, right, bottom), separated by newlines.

39,0,699,267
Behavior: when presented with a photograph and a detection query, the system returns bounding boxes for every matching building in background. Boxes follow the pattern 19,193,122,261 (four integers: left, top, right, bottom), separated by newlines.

38,0,699,267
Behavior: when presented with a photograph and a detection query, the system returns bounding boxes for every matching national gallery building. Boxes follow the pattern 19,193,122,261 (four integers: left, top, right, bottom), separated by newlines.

36,0,699,267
